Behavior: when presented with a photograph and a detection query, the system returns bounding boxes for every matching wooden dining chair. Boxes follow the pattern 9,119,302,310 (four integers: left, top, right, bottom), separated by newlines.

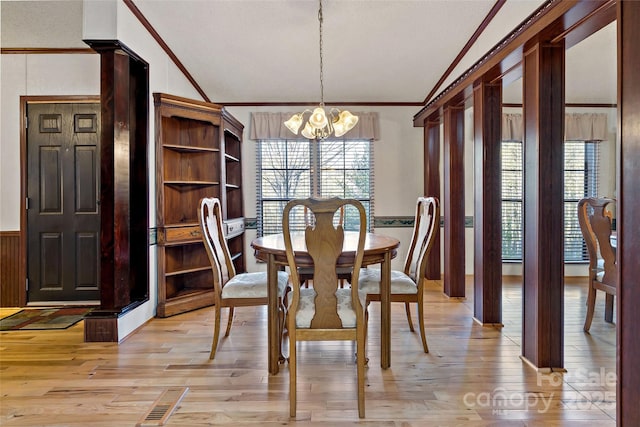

358,196,439,353
298,205,352,288
283,197,368,418
198,197,289,359
577,197,617,332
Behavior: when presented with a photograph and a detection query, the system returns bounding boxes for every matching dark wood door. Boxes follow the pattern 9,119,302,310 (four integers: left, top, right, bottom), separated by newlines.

27,102,101,303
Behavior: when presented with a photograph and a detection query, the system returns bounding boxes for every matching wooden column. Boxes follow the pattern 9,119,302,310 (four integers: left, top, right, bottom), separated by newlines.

104,49,132,310
83,41,149,342
617,2,640,425
521,40,565,370
424,120,441,280
472,80,503,325
442,105,465,298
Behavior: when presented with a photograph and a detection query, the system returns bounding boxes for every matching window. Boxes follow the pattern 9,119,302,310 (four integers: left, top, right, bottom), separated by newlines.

564,140,600,261
501,140,600,261
501,140,523,260
257,139,373,236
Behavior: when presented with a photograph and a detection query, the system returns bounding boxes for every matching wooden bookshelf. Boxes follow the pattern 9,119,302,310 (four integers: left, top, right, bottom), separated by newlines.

154,93,245,317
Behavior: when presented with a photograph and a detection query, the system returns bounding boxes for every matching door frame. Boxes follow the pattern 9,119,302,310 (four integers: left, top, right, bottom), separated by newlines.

19,95,101,307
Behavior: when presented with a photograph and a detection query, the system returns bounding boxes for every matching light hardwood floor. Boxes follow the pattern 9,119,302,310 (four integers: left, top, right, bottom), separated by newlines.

0,277,616,426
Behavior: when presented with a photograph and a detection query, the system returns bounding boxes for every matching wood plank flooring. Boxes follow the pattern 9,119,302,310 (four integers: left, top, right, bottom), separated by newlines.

0,277,616,426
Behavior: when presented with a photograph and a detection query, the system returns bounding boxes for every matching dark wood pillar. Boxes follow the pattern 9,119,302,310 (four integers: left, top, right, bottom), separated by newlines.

521,39,565,370
442,105,465,298
617,2,640,425
83,40,149,342
424,120,441,280
472,80,503,325
103,49,132,310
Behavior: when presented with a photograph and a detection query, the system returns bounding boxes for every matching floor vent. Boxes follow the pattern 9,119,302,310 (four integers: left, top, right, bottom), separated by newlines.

136,386,189,426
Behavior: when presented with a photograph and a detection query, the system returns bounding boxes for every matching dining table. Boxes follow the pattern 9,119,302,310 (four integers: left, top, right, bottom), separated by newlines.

251,231,400,375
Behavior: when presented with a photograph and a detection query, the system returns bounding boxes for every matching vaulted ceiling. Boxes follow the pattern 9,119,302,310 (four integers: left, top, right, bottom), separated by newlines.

1,0,616,106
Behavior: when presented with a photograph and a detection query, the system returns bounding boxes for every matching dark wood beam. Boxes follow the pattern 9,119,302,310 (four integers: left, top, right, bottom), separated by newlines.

521,39,565,370
442,106,466,298
617,1,640,425
83,41,150,342
472,80,503,325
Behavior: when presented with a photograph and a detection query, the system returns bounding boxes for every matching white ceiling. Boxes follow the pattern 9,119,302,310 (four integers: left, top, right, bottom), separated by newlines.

1,0,617,105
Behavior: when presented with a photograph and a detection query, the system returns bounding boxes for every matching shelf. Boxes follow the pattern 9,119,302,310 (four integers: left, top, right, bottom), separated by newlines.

225,153,240,162
224,128,241,140
165,222,199,228
163,185,220,224
165,180,220,186
165,266,211,277
156,288,215,318
164,143,220,153
159,113,220,152
225,183,240,190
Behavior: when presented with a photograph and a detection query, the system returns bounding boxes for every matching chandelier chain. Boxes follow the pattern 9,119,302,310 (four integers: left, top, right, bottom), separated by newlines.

282,0,357,139
318,0,324,106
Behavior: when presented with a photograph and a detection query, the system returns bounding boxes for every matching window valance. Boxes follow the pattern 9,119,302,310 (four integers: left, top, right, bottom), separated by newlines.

250,112,380,141
502,113,524,141
564,113,608,141
502,112,608,141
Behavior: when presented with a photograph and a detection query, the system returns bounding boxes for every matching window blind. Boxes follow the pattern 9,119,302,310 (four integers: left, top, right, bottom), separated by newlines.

564,140,600,261
257,139,373,236
500,139,600,262
501,140,523,260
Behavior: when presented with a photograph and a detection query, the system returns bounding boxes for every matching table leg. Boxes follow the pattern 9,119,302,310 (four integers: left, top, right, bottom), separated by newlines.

267,254,280,375
380,250,391,369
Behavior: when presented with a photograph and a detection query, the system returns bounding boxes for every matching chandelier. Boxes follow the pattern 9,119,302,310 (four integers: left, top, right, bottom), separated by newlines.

284,0,358,140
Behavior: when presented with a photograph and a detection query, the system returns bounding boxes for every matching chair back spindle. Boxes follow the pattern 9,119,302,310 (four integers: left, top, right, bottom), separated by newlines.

199,198,236,300
405,197,439,282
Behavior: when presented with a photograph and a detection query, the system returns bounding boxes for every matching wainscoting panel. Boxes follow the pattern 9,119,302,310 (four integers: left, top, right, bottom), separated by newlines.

0,231,21,307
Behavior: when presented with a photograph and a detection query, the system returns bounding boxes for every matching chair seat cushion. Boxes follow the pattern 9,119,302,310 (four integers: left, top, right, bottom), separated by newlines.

221,271,288,299
293,288,366,328
358,268,418,295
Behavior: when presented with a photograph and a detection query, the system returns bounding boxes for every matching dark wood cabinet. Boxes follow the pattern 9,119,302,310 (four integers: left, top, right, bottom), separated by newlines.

154,93,245,317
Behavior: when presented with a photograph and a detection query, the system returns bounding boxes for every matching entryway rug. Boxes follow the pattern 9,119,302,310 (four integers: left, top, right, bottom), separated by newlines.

0,307,93,331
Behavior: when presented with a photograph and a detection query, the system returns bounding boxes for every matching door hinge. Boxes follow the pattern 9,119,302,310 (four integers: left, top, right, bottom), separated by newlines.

26,278,29,291
25,116,28,129
25,197,30,210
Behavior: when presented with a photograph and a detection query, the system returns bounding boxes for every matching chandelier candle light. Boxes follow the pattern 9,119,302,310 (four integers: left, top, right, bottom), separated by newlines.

284,0,358,140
